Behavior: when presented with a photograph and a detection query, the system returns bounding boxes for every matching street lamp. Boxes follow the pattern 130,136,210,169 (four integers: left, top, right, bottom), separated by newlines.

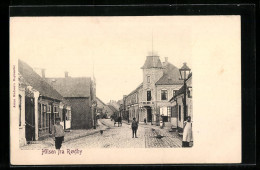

179,62,191,121
92,100,97,129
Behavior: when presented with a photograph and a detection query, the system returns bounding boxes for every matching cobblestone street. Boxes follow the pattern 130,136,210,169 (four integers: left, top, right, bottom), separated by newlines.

64,119,181,148
21,119,182,150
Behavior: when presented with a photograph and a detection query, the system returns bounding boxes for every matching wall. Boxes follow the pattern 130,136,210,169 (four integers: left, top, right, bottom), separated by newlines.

38,98,60,139
66,98,93,129
156,85,182,102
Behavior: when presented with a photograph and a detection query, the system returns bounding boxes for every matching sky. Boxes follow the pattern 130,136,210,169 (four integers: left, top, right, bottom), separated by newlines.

11,16,194,103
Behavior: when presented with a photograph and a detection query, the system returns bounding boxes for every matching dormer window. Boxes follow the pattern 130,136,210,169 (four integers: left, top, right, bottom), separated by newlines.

147,76,150,83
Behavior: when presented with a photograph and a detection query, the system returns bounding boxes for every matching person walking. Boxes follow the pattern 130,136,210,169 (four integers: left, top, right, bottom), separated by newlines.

182,116,192,147
131,117,138,138
52,117,65,149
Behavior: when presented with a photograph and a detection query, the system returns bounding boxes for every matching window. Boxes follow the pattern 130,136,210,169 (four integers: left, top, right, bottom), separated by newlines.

147,76,150,83
167,107,171,117
47,105,51,113
19,95,22,126
173,90,177,97
53,106,58,113
161,90,168,100
43,105,47,128
38,103,41,129
66,110,71,120
179,105,181,121
147,91,151,101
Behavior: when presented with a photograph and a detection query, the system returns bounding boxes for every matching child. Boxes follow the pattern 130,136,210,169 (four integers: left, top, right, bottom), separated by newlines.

53,117,65,149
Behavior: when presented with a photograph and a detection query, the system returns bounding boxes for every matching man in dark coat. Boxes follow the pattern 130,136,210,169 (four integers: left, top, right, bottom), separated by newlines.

131,117,138,138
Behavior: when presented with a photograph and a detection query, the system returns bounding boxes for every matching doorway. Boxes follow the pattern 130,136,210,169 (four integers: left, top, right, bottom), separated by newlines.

25,96,35,141
146,106,152,122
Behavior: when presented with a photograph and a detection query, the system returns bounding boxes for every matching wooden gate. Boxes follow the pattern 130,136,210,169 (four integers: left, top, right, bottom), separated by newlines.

25,96,35,141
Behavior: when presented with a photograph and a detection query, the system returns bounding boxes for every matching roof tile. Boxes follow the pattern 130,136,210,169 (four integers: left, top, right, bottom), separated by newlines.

45,77,91,98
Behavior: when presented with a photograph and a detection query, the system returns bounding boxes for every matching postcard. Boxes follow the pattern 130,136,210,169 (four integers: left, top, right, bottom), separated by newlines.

10,15,241,165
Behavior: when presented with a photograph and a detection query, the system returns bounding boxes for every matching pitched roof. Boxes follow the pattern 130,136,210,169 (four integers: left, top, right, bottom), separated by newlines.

45,77,91,98
18,60,63,101
156,62,183,85
141,56,163,69
107,105,119,112
127,83,143,97
96,97,106,106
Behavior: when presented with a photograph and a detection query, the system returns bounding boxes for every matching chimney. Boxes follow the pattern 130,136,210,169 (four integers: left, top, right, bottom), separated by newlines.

165,57,168,63
41,69,46,78
65,71,68,78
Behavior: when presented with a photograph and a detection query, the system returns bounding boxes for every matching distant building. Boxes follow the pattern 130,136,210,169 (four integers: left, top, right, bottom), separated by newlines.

123,55,184,126
45,73,95,129
107,105,119,118
96,97,109,118
107,100,120,110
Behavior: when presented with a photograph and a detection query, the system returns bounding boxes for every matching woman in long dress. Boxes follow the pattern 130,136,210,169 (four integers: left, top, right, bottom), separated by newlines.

182,116,192,147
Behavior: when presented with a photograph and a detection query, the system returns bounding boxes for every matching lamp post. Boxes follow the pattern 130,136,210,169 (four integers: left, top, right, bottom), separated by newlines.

179,62,191,122
92,100,97,129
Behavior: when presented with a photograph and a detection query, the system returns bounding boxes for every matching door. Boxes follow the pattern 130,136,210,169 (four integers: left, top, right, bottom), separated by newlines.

146,107,152,122
25,96,35,141
171,106,178,118
62,108,66,130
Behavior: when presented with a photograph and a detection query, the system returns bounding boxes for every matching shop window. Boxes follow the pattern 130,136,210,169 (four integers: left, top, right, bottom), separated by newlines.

161,90,168,100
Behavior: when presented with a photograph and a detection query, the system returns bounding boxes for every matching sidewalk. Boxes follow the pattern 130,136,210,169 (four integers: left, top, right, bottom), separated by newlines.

21,120,109,150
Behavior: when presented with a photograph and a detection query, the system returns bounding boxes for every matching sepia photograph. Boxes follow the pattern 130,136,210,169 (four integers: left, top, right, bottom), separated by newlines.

10,15,241,164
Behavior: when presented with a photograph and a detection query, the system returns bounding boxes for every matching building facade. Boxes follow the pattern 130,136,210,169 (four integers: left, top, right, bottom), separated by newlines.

124,55,183,125
170,73,192,130
45,74,95,129
18,60,69,146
